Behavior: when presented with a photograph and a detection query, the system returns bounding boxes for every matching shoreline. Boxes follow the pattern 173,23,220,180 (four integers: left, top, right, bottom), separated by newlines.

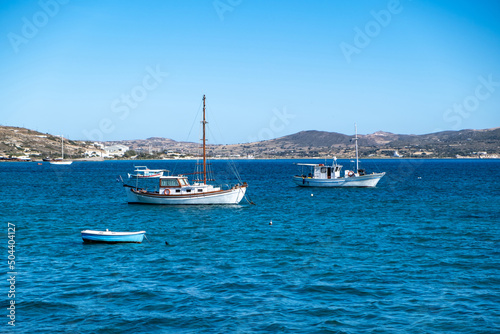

2,156,499,162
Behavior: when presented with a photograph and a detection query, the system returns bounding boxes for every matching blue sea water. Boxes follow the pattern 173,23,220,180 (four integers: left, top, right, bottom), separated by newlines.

1,159,499,333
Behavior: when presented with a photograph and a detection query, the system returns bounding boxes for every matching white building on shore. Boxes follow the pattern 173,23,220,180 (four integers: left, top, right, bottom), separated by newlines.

103,144,129,157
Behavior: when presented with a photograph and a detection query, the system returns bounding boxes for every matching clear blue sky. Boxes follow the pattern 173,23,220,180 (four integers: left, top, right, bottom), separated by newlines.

1,0,499,144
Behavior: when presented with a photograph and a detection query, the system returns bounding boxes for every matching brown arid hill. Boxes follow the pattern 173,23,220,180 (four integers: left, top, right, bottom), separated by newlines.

0,126,92,159
0,125,499,159
207,127,500,158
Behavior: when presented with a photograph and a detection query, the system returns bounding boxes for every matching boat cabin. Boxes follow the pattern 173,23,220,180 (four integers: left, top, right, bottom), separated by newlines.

297,163,342,179
158,176,218,195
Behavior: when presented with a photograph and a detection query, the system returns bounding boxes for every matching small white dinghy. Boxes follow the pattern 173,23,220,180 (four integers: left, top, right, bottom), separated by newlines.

81,229,146,244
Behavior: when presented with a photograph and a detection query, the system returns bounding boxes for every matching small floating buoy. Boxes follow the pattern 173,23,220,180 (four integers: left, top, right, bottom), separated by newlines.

311,193,314,197
417,177,422,179
165,241,169,245
269,219,272,226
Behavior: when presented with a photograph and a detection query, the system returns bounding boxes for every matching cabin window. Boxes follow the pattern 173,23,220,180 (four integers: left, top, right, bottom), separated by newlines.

161,179,179,187
175,189,180,193
198,189,203,192
186,189,191,193
321,167,327,173
179,178,188,186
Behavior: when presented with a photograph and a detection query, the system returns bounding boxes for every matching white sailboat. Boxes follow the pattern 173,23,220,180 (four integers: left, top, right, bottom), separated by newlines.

124,95,248,205
292,124,385,187
50,135,73,165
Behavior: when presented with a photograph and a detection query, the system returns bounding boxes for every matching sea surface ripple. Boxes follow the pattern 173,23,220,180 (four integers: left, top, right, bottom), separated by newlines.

1,159,499,333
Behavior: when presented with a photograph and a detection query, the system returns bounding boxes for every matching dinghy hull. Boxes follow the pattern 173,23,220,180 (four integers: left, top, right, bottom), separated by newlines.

81,230,146,244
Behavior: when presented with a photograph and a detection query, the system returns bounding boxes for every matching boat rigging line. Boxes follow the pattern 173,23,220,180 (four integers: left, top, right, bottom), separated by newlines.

205,104,256,205
170,97,204,177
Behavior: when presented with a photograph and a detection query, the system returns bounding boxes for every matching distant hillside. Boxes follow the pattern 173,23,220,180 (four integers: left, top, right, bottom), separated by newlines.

0,126,91,159
0,125,498,160
271,130,352,147
212,127,499,158
104,137,199,153
270,128,500,148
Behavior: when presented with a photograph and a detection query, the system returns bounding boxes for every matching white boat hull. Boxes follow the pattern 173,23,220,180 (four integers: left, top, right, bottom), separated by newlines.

293,172,385,188
81,230,145,243
49,161,73,165
125,186,247,205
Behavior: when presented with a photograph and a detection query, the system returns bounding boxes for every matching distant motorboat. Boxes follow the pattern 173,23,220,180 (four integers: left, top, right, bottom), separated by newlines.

292,124,385,188
49,135,73,165
81,229,146,244
128,166,168,179
0,156,32,162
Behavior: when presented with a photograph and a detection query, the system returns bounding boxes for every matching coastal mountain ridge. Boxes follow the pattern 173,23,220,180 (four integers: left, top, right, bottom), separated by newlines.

0,125,498,159
270,127,500,147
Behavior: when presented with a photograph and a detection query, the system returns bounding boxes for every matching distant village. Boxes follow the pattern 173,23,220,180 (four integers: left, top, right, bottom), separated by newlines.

0,126,499,161
2,139,498,162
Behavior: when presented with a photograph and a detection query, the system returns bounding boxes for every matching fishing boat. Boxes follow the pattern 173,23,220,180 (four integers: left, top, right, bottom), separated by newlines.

49,135,73,165
123,95,248,205
81,229,146,243
292,124,385,187
128,166,168,179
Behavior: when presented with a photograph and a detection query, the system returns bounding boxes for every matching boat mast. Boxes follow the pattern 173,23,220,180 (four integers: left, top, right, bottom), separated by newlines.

354,123,358,172
202,95,207,184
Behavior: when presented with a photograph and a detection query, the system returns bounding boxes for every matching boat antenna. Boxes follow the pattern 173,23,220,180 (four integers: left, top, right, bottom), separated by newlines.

355,123,359,172
202,95,207,185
